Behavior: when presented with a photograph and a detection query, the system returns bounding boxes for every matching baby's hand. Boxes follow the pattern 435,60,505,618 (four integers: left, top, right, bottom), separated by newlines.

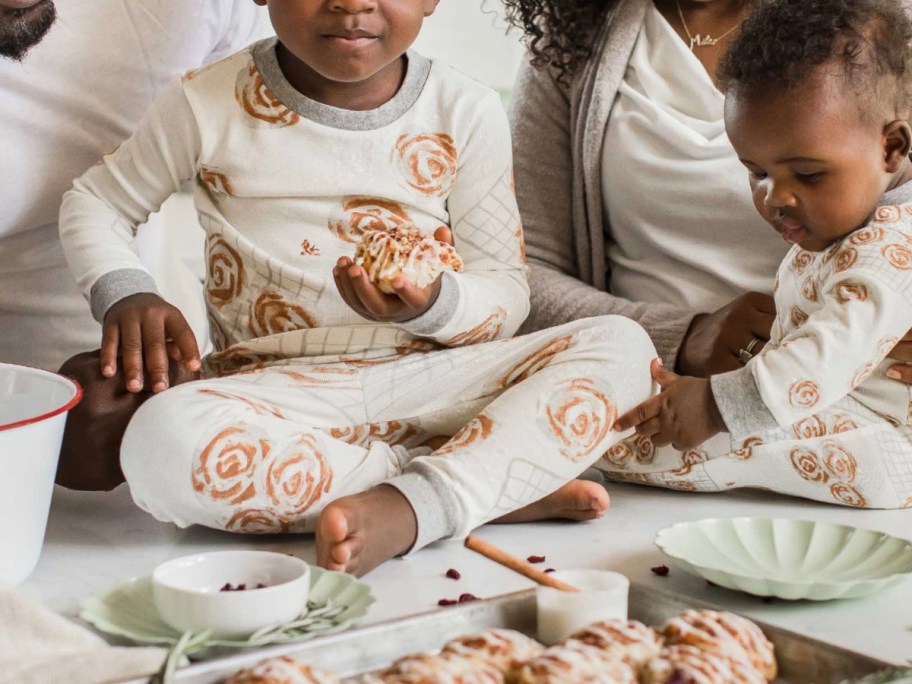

614,359,725,450
334,226,452,323
101,292,201,393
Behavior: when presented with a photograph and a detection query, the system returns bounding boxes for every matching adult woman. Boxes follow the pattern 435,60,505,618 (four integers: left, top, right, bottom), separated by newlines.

503,0,912,507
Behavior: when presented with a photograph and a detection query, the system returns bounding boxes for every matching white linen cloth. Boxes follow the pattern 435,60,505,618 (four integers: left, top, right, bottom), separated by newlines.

0,588,164,684
601,4,787,311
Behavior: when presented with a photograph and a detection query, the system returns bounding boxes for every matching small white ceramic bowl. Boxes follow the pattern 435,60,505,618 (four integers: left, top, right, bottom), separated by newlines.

655,517,912,601
152,550,311,638
0,363,82,586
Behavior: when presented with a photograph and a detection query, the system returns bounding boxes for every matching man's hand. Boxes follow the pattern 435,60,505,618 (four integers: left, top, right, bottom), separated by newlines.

677,291,775,377
886,328,912,385
615,359,726,450
334,227,453,323
102,292,200,393
56,350,200,491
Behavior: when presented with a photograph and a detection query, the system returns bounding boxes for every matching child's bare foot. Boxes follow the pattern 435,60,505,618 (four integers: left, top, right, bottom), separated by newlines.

493,480,610,524
316,485,417,576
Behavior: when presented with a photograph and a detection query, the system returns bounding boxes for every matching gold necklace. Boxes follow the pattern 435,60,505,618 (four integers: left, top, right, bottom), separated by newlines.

675,0,744,50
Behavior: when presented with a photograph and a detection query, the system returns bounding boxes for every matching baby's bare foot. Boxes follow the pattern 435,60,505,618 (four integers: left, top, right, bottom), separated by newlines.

494,480,610,524
316,485,418,576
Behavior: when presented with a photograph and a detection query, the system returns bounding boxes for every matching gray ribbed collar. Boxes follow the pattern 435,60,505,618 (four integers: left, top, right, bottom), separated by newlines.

251,37,431,131
880,178,912,206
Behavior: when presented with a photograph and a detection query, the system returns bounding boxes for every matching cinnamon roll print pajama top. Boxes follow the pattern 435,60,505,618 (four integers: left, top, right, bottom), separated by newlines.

599,185,912,510
58,38,656,548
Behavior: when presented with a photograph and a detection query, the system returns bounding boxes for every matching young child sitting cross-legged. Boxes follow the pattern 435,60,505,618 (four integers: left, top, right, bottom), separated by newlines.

615,0,912,509
58,0,656,575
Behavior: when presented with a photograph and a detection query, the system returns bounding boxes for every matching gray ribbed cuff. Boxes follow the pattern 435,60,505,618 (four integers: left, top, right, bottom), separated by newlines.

646,313,699,372
398,271,459,337
385,467,460,554
710,367,779,440
89,268,158,322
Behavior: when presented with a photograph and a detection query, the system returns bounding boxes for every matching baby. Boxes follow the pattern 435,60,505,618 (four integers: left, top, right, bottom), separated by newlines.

616,0,912,508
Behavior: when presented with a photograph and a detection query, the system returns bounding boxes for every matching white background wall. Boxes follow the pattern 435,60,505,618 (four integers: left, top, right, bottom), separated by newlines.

412,1,525,93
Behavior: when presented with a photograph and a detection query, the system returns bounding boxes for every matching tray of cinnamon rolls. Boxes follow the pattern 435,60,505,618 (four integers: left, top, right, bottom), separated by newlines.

167,582,895,684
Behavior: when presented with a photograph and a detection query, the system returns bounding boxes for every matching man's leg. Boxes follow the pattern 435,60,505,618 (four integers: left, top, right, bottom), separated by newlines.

56,350,198,491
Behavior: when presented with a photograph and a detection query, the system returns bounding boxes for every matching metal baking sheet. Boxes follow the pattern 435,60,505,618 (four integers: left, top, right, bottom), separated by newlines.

157,582,895,683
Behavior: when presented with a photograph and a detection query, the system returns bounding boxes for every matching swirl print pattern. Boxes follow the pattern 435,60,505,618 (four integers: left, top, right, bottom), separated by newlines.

395,133,458,197
542,378,616,463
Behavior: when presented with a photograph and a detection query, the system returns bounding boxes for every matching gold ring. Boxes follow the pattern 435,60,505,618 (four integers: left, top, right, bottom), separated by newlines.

739,338,760,365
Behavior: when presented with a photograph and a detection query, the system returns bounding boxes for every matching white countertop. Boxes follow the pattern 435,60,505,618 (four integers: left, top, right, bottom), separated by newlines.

23,483,912,667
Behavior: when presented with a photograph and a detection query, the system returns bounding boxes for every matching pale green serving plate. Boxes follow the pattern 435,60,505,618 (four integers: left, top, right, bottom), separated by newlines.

655,517,912,601
80,566,374,650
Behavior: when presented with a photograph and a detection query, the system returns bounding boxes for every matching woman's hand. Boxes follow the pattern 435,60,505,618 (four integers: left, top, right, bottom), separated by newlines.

334,226,453,323
676,291,776,377
614,359,725,450
886,329,912,384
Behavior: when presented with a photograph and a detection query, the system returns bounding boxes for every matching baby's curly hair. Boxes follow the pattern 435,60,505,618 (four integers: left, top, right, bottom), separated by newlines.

501,0,615,81
718,0,912,119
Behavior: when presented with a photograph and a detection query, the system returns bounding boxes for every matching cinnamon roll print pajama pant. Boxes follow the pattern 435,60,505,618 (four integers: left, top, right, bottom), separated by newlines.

120,316,655,549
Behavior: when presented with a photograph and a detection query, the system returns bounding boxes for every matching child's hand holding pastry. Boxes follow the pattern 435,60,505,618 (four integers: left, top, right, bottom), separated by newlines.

614,359,726,450
334,225,463,323
101,292,201,394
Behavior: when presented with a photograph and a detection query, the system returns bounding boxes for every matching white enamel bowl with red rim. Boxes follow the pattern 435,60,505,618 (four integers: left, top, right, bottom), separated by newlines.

0,363,82,585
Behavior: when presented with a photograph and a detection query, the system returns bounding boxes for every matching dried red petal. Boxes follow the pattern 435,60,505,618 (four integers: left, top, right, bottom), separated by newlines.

650,565,670,576
219,582,233,592
458,593,479,603
544,568,556,574
445,568,461,580
527,555,546,564
437,598,458,606
256,583,267,589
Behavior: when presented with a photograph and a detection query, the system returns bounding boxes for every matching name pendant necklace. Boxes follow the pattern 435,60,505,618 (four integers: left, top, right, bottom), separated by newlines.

675,0,743,50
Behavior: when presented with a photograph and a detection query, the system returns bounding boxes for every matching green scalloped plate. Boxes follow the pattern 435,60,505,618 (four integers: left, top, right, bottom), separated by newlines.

80,566,374,649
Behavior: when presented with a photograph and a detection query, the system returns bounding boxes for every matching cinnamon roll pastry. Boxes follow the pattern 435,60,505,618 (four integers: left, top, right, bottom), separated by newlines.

661,610,777,680
378,652,503,683
641,645,766,684
354,225,463,294
508,641,636,684
443,628,545,672
226,656,341,684
561,619,662,668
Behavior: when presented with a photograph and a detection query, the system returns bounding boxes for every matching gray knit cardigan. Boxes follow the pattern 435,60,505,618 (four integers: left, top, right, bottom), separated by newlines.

511,0,699,367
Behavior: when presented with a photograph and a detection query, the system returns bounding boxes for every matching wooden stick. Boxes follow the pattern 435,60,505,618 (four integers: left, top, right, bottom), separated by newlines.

464,534,580,592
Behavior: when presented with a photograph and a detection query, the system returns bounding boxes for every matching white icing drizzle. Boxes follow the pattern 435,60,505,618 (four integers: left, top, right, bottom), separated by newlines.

354,225,463,294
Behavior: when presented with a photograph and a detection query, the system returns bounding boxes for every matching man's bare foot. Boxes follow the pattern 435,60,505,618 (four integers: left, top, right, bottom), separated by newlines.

316,485,418,576
493,480,610,524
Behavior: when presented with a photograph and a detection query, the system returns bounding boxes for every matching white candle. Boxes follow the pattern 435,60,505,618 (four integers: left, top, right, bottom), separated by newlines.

536,569,630,645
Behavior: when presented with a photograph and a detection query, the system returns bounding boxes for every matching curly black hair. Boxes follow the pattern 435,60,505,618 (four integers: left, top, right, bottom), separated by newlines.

718,0,912,117
500,0,617,81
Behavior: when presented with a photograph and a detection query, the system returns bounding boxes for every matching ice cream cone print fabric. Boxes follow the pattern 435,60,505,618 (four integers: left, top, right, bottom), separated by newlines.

120,316,658,540
595,206,912,509
748,209,912,430
59,40,529,375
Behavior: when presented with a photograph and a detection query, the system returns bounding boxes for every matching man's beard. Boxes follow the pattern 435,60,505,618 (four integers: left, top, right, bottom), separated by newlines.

0,1,57,61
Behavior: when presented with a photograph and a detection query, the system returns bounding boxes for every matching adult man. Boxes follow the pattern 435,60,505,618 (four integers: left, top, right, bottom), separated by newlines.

0,0,270,371
0,0,270,489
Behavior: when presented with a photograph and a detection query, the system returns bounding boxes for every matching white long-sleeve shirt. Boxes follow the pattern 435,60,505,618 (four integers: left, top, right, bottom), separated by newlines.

713,184,912,438
0,0,271,369
59,39,528,373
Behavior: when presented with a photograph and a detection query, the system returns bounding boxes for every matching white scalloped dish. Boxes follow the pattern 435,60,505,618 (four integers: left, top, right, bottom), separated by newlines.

655,517,912,601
